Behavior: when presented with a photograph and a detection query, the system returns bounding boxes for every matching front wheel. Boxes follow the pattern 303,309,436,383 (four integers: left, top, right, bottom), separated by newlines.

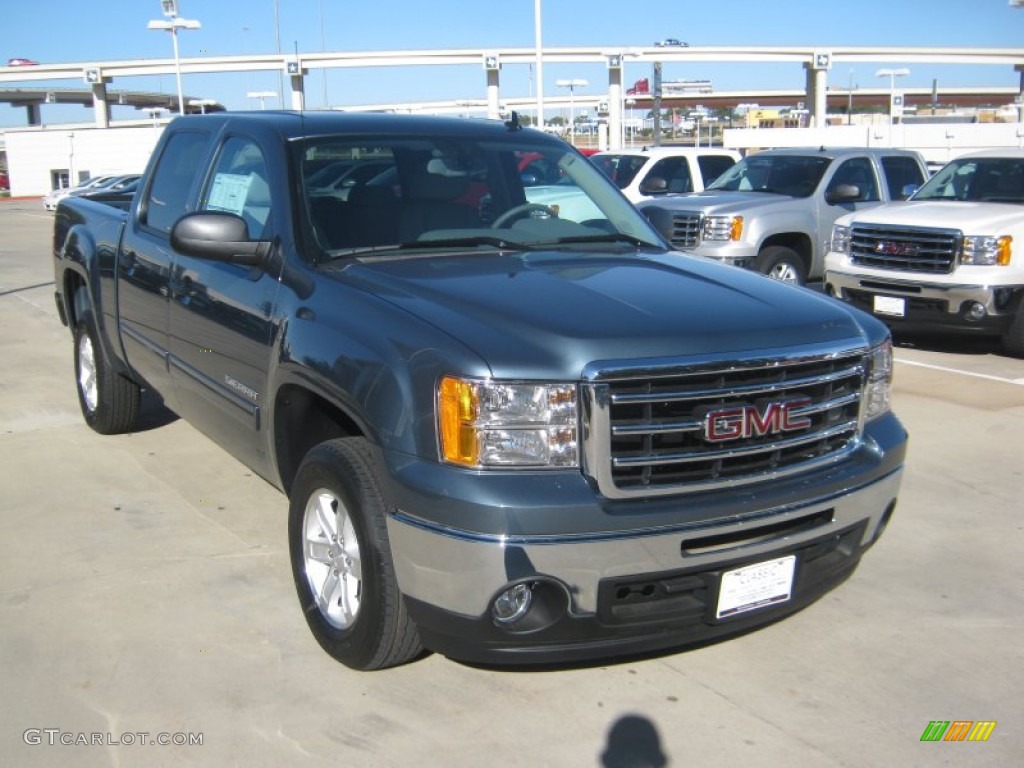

756,246,807,285
288,438,422,670
1001,307,1024,358
73,309,140,434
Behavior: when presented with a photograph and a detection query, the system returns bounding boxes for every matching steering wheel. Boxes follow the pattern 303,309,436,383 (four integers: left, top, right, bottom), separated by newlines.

491,203,558,229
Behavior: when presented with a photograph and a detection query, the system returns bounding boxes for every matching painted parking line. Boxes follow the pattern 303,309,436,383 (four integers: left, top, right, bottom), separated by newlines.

895,356,1024,386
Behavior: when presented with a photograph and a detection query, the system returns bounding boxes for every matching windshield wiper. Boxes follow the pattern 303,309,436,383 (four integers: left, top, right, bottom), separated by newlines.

547,233,658,248
405,235,533,251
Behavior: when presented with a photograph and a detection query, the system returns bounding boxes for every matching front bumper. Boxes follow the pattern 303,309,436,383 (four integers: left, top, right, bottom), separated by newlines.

386,447,904,665
826,265,1024,335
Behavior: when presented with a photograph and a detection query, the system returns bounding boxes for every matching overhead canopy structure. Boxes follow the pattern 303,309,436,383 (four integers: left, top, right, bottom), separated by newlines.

0,87,224,125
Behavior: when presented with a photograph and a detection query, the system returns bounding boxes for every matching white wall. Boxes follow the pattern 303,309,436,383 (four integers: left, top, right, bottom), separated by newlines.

723,122,1024,165
5,122,165,196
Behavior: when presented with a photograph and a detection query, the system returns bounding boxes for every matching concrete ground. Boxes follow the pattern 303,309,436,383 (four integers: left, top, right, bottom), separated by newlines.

1,198,1021,767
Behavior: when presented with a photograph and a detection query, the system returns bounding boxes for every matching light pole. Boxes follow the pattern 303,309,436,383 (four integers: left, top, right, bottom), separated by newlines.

534,0,544,129
876,67,910,124
148,4,201,116
247,91,277,110
846,69,858,126
556,79,587,144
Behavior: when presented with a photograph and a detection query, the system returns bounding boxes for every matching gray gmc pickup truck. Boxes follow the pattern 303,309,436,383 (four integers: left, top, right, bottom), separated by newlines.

53,112,906,670
638,147,929,284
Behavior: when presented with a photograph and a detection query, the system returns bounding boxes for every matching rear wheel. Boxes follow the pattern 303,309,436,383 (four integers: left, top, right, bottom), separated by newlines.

756,245,807,285
73,309,140,434
288,438,422,670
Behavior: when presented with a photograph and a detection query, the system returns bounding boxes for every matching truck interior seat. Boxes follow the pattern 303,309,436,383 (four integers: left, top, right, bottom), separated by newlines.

398,167,481,242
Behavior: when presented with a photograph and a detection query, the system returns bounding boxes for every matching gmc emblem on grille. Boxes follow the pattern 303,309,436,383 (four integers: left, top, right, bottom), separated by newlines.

703,397,812,442
874,240,918,257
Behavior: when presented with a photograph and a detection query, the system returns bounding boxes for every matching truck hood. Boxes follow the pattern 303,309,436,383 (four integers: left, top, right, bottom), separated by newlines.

323,249,877,379
641,190,796,216
838,200,1024,231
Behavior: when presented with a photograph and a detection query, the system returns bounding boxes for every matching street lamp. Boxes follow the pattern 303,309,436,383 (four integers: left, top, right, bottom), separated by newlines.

534,0,544,129
148,9,201,116
189,98,217,114
876,67,910,123
556,79,587,144
247,91,277,110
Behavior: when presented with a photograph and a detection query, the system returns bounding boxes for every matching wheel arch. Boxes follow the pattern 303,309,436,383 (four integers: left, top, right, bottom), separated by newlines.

272,383,371,495
759,232,813,272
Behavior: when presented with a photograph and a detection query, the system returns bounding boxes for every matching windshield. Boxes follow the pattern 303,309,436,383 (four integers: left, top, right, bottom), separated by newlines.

706,154,830,198
911,157,1024,204
300,134,665,257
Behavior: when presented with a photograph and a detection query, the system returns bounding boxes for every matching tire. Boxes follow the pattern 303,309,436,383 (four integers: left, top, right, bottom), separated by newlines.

756,245,807,285
73,309,140,434
1001,308,1024,358
288,438,422,670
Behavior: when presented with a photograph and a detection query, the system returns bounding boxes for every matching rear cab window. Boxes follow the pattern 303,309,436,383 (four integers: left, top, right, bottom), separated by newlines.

141,131,211,234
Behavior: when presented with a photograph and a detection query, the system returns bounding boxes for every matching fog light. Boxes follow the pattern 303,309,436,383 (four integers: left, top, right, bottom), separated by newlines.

966,301,987,321
492,583,533,624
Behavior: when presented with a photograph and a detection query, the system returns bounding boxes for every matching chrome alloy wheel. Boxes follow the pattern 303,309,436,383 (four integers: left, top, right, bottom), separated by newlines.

302,488,363,629
767,262,801,283
77,332,99,413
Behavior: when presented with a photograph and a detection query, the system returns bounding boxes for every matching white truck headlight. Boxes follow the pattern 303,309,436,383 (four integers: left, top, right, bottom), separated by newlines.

830,224,851,255
438,376,578,468
864,341,893,421
702,215,743,242
961,235,1011,266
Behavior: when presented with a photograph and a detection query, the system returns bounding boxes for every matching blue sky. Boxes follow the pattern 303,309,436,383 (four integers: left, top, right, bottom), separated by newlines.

1,0,1022,126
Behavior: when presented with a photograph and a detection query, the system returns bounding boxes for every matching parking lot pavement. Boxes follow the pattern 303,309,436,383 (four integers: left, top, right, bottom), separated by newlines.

2,199,1021,767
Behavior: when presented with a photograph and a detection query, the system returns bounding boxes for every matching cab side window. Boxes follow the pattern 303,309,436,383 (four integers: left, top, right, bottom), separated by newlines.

881,155,927,199
647,157,693,194
827,158,879,202
143,131,210,233
202,137,272,239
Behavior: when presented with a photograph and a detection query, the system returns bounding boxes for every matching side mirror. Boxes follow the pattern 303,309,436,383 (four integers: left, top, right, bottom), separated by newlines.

170,212,270,267
826,183,860,204
639,176,668,195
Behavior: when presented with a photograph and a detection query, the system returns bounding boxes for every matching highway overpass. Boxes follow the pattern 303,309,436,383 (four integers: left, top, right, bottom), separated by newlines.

1,45,1022,145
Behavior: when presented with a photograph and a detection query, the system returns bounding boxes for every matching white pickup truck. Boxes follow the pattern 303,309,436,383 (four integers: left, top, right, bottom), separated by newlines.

590,147,740,202
637,147,928,284
825,149,1024,357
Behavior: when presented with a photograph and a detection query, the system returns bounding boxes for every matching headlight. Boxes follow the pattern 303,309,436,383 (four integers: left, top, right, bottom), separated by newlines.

830,224,851,255
961,235,1011,266
702,215,743,242
438,376,578,468
864,340,893,421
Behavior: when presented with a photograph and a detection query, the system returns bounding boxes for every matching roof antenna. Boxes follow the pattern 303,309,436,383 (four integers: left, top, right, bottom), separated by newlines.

505,111,522,132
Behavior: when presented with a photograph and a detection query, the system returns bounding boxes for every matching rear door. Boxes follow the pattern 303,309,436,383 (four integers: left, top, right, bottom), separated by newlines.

118,128,213,401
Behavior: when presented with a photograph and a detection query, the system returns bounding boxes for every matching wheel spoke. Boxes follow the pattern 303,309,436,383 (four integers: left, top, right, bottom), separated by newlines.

306,539,332,565
318,569,340,613
313,494,337,540
344,549,363,582
337,575,358,624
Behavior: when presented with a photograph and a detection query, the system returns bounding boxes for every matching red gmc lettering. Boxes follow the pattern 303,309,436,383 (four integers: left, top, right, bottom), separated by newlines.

704,398,812,442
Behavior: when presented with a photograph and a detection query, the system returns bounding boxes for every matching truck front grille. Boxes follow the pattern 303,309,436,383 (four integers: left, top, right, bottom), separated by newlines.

849,224,959,274
668,212,702,249
583,349,867,498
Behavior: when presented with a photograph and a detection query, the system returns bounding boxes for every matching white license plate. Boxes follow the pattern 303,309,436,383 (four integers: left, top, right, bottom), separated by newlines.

873,295,906,317
716,555,796,619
